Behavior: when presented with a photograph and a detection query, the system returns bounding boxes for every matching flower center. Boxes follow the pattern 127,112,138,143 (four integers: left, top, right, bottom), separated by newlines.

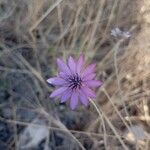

68,73,82,90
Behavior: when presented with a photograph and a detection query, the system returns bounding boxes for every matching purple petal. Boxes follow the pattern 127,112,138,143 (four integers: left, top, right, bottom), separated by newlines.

83,73,96,81
61,89,71,103
68,56,76,73
58,72,68,79
47,77,66,85
57,58,71,75
50,87,67,98
82,63,96,77
85,80,103,87
76,54,84,74
81,86,96,98
70,92,78,110
79,92,89,106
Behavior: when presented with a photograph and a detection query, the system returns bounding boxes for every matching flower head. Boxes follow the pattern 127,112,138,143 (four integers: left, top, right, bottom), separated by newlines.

47,55,102,109
111,27,131,39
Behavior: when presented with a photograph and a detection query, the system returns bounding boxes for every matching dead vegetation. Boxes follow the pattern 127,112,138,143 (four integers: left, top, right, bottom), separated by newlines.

0,0,150,149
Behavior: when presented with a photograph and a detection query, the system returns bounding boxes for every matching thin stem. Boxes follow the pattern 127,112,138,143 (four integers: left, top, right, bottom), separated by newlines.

102,88,131,132
89,99,129,150
90,100,107,150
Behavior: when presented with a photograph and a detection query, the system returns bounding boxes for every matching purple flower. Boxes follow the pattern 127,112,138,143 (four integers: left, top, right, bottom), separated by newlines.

47,55,102,109
111,27,131,39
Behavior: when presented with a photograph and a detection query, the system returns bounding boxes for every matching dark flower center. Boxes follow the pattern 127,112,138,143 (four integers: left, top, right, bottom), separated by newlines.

68,73,82,90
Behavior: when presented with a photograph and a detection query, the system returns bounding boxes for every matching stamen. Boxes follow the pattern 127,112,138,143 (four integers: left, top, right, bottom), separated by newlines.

68,73,82,89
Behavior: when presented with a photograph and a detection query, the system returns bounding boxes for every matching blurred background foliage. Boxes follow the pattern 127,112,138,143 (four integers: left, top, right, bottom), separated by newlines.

0,0,150,149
